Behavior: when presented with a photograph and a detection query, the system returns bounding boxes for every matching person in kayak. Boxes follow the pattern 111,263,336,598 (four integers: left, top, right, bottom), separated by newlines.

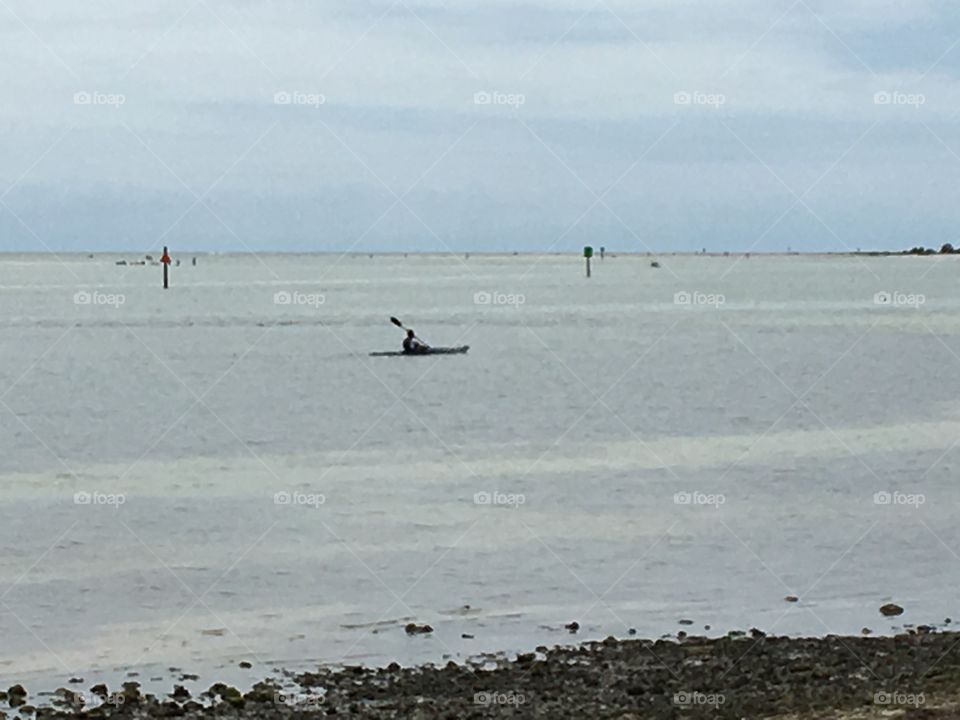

403,329,430,354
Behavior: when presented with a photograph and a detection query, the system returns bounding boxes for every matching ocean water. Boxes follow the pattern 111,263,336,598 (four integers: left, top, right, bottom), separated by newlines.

2,251,960,693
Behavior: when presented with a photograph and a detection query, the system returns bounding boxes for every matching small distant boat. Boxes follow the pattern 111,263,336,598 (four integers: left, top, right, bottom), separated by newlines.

369,346,470,357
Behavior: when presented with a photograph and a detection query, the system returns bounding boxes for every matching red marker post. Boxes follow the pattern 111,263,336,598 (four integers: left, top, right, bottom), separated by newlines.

161,246,171,289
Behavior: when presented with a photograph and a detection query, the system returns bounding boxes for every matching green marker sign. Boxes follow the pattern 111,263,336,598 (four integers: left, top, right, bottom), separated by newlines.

583,246,594,258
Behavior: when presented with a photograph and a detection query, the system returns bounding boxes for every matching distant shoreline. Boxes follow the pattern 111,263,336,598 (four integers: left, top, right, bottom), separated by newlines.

0,250,954,258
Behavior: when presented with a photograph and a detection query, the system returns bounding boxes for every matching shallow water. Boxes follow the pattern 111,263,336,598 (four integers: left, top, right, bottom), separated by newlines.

2,252,960,693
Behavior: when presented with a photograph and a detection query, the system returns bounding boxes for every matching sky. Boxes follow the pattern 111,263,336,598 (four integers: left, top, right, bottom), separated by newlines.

1,0,959,253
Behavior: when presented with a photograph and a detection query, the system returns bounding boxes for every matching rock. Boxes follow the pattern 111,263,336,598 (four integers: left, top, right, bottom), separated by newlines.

238,661,252,669
386,662,401,672
880,603,904,617
678,619,694,625
750,628,766,639
89,684,108,698
170,686,191,702
404,623,433,635
565,621,580,633
67,678,83,685
461,633,474,639
7,686,26,708
628,628,637,636
784,595,799,603
861,628,872,635
677,631,687,640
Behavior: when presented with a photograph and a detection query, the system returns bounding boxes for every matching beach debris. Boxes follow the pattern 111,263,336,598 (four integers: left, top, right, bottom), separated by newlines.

404,623,433,635
784,595,799,603
201,628,226,636
565,621,580,633
861,627,872,635
461,633,474,639
880,603,904,617
651,261,660,268
678,619,694,625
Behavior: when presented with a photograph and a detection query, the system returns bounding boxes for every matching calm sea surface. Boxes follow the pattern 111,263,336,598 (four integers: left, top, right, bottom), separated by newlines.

2,252,960,692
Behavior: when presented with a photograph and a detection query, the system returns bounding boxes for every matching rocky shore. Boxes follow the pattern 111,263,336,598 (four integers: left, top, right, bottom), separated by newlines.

12,629,960,719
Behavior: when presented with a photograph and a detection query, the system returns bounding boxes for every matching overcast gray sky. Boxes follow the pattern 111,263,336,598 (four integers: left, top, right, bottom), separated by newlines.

1,0,957,252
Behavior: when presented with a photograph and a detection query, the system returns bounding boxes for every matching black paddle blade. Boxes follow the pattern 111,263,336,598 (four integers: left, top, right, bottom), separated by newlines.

390,317,404,328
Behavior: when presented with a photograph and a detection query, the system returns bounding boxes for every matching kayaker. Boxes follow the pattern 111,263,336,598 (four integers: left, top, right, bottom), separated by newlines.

403,329,429,354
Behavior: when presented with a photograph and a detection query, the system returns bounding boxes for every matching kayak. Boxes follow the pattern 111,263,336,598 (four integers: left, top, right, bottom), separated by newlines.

369,346,470,357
